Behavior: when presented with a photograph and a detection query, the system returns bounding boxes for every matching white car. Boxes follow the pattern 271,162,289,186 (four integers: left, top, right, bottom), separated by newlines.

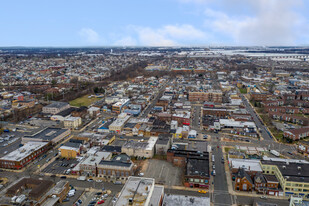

96,179,103,183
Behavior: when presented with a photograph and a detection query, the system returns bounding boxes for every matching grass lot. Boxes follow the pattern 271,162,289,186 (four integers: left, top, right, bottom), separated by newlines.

69,95,99,107
239,88,247,94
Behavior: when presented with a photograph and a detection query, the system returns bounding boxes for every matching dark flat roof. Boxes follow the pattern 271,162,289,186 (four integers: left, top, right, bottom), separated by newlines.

262,160,309,183
186,158,209,177
98,160,132,167
102,145,122,153
55,107,75,117
24,127,68,141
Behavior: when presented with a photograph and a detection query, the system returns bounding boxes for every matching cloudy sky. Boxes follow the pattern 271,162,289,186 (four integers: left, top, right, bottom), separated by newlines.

0,0,308,46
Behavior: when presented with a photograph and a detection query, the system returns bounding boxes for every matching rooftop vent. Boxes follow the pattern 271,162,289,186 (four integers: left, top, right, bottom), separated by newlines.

298,166,301,170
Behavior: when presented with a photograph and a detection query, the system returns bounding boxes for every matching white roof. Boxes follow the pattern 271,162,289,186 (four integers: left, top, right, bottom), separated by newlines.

146,136,158,151
59,146,79,152
64,116,81,121
0,142,48,161
115,176,154,206
229,158,263,172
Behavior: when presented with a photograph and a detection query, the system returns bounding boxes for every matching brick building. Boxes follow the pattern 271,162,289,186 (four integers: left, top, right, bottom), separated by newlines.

284,127,309,140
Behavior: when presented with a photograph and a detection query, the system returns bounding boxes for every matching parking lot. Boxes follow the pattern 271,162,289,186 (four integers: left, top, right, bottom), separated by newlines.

61,188,83,206
0,132,24,158
42,157,79,175
143,159,183,186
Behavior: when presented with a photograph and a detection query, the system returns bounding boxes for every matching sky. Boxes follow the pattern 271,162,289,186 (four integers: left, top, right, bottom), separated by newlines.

0,0,308,47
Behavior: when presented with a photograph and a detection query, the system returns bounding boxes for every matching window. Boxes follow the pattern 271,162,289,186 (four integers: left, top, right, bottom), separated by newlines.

190,178,193,182
194,179,200,183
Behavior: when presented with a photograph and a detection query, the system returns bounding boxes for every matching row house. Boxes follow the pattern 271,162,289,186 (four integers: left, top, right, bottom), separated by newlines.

284,127,309,140
250,92,272,102
261,100,284,107
268,111,309,126
264,106,301,114
202,107,229,118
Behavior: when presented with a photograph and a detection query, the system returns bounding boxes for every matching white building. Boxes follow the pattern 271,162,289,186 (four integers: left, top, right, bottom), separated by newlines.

115,176,164,206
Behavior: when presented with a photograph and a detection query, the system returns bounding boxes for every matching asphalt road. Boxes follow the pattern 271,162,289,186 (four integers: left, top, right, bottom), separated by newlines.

212,139,235,206
140,80,170,118
241,94,273,141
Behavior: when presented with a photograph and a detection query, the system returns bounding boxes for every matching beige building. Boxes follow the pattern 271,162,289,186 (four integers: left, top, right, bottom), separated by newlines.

42,102,70,114
121,137,157,158
64,116,82,129
109,113,130,133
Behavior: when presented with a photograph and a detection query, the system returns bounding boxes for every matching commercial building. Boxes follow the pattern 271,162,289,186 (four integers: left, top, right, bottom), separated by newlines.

185,155,210,188
109,113,131,133
97,154,134,182
22,127,71,144
79,151,112,177
215,119,256,131
260,158,309,198
58,142,81,159
5,178,69,205
88,106,100,117
0,142,50,169
63,116,82,129
122,136,158,158
112,99,130,113
115,176,164,206
167,149,210,188
42,102,70,114
155,134,172,155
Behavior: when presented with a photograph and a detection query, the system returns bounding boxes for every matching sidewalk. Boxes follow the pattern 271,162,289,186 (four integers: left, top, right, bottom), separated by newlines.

222,146,289,201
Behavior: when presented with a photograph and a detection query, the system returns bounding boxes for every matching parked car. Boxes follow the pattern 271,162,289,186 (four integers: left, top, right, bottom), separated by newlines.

97,200,105,204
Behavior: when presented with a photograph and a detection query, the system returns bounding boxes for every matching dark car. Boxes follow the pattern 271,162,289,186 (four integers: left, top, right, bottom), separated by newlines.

78,199,83,204
89,201,97,204
60,176,67,179
63,198,70,202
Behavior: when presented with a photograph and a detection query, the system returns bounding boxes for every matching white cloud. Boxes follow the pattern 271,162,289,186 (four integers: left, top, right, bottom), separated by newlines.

204,0,306,45
127,24,208,46
114,36,137,46
79,28,100,44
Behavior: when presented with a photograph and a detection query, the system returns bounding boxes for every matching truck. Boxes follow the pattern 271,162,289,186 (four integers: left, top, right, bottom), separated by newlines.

15,195,26,204
77,176,86,181
270,150,280,157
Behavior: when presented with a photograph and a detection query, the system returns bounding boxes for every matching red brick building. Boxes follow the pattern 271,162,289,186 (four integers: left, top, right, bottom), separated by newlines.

284,127,309,140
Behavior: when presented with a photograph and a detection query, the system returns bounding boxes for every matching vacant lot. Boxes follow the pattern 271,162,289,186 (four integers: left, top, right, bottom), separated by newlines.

142,159,183,186
70,95,99,107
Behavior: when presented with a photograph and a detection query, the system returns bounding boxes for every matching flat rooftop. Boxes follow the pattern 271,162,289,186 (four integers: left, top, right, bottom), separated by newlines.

162,194,210,206
24,127,69,141
0,142,48,161
115,176,154,206
45,101,68,108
